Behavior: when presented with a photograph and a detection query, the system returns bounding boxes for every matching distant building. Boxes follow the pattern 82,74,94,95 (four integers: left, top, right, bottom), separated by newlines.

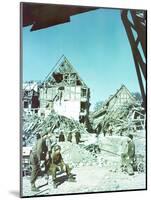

39,56,90,126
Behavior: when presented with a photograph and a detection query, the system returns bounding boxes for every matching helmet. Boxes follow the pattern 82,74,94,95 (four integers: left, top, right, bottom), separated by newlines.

54,145,61,151
128,134,133,140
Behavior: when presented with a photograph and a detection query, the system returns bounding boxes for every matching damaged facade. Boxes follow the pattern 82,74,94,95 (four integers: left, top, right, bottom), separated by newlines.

23,81,40,115
38,56,90,126
92,85,145,134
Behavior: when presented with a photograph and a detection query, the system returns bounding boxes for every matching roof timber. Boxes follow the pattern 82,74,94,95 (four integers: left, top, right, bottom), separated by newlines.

42,55,88,88
92,85,137,118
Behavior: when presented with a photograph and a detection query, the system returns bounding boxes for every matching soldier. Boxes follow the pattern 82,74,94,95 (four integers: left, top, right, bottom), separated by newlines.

127,134,135,175
59,131,65,142
30,132,49,191
67,132,72,142
120,137,130,172
121,134,135,175
49,145,75,188
108,124,113,136
75,131,81,144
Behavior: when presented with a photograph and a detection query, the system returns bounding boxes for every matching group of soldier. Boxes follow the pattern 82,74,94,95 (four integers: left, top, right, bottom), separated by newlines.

30,130,76,192
29,127,136,192
59,130,81,144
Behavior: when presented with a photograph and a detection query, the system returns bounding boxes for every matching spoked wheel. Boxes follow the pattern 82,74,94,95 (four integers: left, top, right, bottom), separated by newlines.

137,162,144,173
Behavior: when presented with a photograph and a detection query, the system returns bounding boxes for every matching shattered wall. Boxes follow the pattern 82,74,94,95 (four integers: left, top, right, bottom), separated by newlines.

38,57,90,126
92,85,145,134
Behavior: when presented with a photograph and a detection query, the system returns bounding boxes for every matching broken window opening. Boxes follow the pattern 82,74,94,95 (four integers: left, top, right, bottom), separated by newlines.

52,72,63,83
35,109,38,113
24,101,28,108
81,88,87,97
79,116,85,123
77,80,82,85
80,102,87,112
58,86,64,90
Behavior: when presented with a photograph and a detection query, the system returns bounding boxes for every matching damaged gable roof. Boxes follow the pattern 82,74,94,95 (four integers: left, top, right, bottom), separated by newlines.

92,85,137,118
43,55,88,88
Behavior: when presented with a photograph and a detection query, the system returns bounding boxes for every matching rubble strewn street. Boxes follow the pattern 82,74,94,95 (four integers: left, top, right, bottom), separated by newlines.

22,119,146,197
22,58,146,197
23,112,88,147
23,129,146,196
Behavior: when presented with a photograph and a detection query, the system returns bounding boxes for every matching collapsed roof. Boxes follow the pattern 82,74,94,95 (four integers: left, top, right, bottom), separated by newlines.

42,56,88,88
92,85,145,133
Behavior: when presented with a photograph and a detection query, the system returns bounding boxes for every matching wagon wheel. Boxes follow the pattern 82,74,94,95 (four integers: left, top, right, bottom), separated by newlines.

137,162,144,173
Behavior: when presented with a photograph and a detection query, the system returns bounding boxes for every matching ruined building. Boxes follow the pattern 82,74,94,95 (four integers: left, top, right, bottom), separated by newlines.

92,85,145,134
38,56,90,126
23,81,40,114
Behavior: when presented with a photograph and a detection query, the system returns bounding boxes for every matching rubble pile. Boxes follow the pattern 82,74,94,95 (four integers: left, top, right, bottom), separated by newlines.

59,142,97,168
84,144,101,156
92,85,145,135
23,112,88,146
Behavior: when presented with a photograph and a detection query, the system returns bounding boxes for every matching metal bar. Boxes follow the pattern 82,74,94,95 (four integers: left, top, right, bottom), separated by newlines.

121,10,146,110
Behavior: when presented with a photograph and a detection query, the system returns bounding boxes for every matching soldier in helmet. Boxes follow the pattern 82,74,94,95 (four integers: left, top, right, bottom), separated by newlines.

121,134,135,175
75,131,81,144
67,131,72,142
127,134,135,175
48,144,75,188
30,132,49,191
59,131,65,142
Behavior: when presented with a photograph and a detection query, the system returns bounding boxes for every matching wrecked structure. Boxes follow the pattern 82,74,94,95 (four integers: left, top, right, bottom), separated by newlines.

23,110,88,147
23,81,40,115
39,56,90,126
92,85,145,134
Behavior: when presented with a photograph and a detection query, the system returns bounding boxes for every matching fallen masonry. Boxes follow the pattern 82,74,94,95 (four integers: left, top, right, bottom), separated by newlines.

22,84,146,196
91,85,145,135
23,112,88,147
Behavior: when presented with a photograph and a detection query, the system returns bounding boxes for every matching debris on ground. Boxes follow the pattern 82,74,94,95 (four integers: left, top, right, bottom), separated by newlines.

91,85,145,135
58,142,97,168
23,112,88,146
22,84,146,197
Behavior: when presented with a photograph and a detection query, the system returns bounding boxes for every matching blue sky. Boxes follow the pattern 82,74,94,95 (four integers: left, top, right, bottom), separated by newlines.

23,8,140,110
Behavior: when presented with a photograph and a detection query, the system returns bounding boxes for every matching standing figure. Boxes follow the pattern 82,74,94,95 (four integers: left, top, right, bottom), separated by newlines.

30,132,48,191
59,131,65,142
108,124,113,136
67,132,72,142
121,134,135,175
72,132,77,144
127,134,135,175
75,131,81,144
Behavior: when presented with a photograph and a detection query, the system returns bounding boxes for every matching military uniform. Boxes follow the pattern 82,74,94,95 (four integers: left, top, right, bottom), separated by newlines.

30,137,48,191
48,145,73,188
126,139,135,175
121,135,135,175
128,139,135,162
59,132,65,142
30,151,40,190
75,131,81,144
67,132,72,142
49,152,70,179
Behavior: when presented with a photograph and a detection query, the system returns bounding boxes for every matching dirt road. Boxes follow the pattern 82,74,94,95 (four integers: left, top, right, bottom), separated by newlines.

22,165,146,197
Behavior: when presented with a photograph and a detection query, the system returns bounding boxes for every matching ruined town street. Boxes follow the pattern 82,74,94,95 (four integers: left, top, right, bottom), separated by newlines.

22,130,146,197
22,165,146,197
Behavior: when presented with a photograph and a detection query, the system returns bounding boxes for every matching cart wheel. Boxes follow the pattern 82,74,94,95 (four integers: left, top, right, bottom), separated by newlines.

137,162,144,173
